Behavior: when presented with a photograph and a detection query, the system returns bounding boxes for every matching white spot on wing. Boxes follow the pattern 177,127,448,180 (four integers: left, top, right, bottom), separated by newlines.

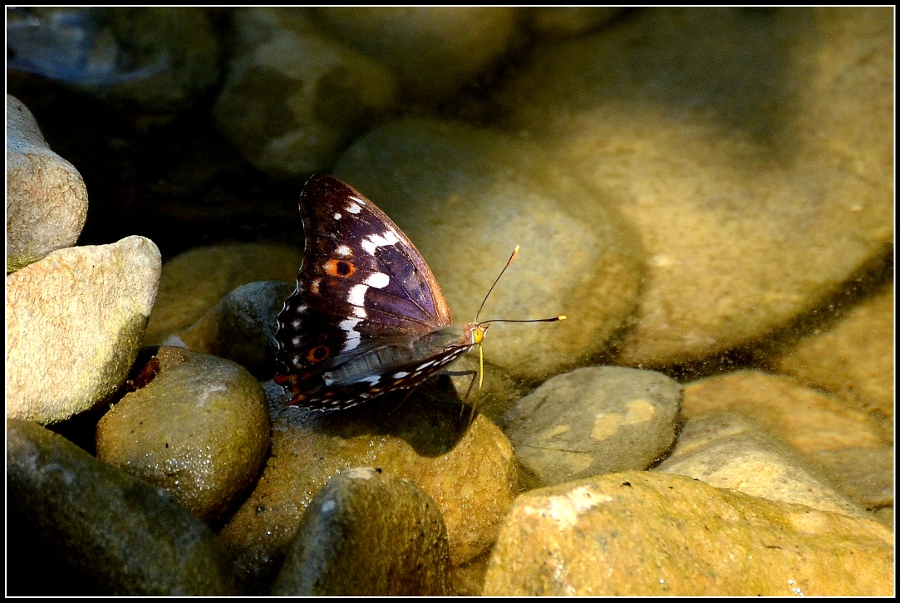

393,371,410,379
352,306,367,318
361,229,401,255
339,317,362,351
349,194,367,206
348,283,368,307
334,212,342,220
335,245,352,258
364,272,390,289
346,202,362,215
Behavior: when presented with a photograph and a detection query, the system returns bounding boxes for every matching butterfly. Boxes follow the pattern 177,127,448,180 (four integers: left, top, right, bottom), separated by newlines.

274,174,563,411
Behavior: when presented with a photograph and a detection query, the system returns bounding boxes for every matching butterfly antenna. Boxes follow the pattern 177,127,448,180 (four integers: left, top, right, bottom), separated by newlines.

475,245,521,322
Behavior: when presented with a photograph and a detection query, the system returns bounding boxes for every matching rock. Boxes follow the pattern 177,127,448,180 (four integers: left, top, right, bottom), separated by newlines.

6,94,88,271
219,390,517,593
271,467,451,595
214,8,396,177
683,371,888,452
495,8,893,366
7,8,220,114
808,447,894,511
334,118,644,381
500,366,681,487
482,471,894,596
525,7,625,39
7,419,236,595
449,549,492,596
655,412,865,517
682,370,892,511
95,347,270,523
143,243,302,345
767,281,894,431
178,280,294,379
6,235,161,424
312,7,519,101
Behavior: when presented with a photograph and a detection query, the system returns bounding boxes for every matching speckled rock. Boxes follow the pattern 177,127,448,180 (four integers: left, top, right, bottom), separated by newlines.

271,467,451,595
95,347,270,523
6,94,88,272
312,7,519,101
767,281,894,430
7,419,236,595
334,118,644,381
683,370,892,511
496,8,893,366
219,390,517,593
214,8,396,178
143,243,302,345
655,412,865,517
6,236,161,424
178,280,293,379
500,366,681,487
483,471,894,596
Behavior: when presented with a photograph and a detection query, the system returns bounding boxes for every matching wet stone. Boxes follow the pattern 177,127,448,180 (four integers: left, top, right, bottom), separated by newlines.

96,347,270,523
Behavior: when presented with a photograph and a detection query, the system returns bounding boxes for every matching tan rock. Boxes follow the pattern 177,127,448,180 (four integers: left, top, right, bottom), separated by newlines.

496,8,893,366
6,95,87,271
220,391,517,592
6,236,160,423
770,281,894,429
656,412,865,517
96,348,270,523
483,471,894,596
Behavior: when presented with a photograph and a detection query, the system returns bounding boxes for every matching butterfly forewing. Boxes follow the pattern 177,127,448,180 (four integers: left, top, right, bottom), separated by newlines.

275,174,468,410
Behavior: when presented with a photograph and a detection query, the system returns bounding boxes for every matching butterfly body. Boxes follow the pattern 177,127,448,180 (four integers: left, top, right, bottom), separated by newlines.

275,174,484,410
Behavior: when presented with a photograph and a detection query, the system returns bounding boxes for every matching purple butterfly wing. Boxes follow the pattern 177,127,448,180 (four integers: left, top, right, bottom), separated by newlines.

275,174,454,404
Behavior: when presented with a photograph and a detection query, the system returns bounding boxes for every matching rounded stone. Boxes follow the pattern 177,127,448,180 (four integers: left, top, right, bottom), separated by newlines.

214,9,396,177
7,419,236,595
768,280,894,429
500,366,681,487
313,7,519,100
6,235,161,424
96,347,270,523
655,411,866,517
178,280,294,379
495,8,893,366
6,94,88,271
143,243,302,345
271,467,451,595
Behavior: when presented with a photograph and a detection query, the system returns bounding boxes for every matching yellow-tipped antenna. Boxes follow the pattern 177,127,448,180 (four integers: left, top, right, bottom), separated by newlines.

474,245,566,325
